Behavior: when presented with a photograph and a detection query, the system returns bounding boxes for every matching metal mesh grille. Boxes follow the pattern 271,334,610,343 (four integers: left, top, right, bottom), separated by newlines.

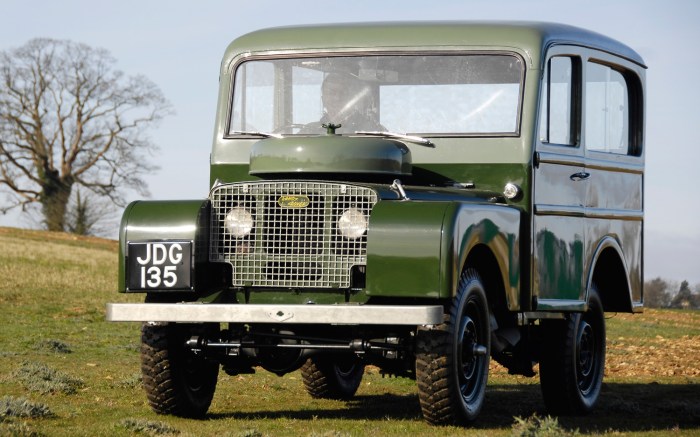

210,182,378,288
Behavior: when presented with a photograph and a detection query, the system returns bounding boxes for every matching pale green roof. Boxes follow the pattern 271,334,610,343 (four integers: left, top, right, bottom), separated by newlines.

221,21,645,72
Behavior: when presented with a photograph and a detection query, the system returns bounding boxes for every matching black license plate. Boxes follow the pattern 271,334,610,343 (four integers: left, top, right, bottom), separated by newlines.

127,241,192,291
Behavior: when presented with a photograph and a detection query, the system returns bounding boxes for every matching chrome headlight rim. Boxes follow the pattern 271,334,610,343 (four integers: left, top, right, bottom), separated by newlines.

337,208,368,240
223,207,254,238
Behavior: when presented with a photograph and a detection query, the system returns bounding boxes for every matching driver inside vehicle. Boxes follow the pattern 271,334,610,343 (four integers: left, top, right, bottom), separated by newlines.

304,72,384,134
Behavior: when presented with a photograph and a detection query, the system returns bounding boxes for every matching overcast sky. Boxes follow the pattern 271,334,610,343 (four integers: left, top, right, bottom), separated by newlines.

1,0,698,284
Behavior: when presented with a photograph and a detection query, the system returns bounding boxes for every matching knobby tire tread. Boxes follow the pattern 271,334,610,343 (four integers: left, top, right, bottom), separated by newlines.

301,356,364,400
140,323,218,418
539,288,605,415
415,269,490,425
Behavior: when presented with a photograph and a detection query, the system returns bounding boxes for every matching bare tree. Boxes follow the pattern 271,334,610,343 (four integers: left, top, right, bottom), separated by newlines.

65,188,116,236
0,38,171,231
643,277,671,308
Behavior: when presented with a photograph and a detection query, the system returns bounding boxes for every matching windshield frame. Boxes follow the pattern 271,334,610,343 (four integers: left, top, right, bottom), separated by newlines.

224,50,526,139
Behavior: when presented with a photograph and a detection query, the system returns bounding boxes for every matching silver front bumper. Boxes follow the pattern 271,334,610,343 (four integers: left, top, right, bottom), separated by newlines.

106,303,444,325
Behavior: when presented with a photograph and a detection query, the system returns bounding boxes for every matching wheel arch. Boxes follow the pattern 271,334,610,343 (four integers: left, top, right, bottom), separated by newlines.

587,236,634,312
450,203,521,311
464,244,510,322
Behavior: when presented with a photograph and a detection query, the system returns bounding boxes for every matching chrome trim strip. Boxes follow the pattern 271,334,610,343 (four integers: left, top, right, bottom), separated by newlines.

585,209,644,221
535,299,587,312
536,151,644,174
106,303,444,325
584,156,644,174
536,151,585,167
534,204,585,217
521,311,566,320
535,204,643,221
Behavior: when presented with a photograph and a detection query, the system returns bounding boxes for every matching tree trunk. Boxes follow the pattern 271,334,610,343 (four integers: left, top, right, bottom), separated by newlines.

40,170,74,232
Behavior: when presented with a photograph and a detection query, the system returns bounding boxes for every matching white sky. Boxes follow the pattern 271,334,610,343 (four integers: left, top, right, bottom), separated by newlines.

1,0,699,284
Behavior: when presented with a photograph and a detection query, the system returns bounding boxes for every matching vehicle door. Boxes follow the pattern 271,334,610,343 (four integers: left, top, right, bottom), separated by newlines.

533,47,587,309
582,52,645,307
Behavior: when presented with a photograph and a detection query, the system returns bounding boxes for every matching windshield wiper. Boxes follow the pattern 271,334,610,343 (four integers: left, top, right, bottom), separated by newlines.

354,131,435,147
231,130,284,139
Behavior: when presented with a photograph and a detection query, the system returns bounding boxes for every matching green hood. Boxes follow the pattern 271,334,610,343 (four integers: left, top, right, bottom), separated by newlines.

249,136,412,176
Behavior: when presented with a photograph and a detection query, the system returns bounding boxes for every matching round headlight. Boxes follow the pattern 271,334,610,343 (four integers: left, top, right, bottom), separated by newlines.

337,208,368,240
224,207,254,238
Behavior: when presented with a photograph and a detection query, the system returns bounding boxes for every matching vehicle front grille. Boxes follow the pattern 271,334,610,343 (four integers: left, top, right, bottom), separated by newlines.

209,181,378,288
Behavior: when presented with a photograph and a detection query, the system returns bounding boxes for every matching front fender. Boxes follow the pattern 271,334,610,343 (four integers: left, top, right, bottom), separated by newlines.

365,200,520,306
365,201,450,299
118,199,211,292
445,203,521,310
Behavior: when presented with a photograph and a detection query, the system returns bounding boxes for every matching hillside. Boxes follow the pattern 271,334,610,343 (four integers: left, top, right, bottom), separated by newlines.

0,227,698,436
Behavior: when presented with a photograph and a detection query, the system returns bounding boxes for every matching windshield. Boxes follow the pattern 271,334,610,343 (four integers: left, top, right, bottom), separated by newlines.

229,54,523,136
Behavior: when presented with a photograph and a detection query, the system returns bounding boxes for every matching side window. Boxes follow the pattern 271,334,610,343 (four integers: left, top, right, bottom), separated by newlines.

539,56,579,146
585,62,638,155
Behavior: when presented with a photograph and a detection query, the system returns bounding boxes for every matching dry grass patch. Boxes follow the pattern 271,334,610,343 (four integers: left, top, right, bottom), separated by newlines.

13,362,85,395
0,396,53,419
117,418,179,436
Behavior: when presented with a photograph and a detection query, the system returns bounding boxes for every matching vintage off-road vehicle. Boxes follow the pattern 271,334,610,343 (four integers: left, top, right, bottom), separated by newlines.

107,22,645,425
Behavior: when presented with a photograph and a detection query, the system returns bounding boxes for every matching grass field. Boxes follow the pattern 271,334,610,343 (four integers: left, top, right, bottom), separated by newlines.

0,226,698,436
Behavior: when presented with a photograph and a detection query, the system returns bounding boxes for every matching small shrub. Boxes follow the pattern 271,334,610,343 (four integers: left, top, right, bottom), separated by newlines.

0,396,53,419
307,432,352,437
511,414,579,437
0,421,45,437
32,339,72,354
114,373,142,389
13,362,84,395
121,343,140,352
118,418,179,435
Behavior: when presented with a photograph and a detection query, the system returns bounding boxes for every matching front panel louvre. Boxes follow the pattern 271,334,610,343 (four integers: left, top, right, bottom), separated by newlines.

210,182,378,288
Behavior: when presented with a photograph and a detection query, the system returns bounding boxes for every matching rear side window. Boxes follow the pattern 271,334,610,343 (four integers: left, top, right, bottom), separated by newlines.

539,56,580,146
585,61,642,156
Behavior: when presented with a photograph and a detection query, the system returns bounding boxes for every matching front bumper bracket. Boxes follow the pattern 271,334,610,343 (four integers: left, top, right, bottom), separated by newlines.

106,303,444,325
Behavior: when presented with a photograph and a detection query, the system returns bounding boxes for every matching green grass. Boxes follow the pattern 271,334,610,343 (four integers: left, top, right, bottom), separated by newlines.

0,226,698,436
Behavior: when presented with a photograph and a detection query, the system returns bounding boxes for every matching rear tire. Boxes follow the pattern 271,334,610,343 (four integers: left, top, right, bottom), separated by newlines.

141,323,219,418
301,354,365,400
539,287,606,415
415,269,491,425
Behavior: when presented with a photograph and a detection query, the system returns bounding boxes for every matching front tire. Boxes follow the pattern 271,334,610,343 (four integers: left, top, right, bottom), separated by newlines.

301,354,365,400
539,287,606,414
416,269,491,425
141,323,220,418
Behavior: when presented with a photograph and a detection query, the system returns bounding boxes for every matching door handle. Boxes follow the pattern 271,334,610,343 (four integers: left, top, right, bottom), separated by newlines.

570,172,590,181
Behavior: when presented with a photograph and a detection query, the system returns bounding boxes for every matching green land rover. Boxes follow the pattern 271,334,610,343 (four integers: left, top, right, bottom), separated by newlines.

107,22,645,425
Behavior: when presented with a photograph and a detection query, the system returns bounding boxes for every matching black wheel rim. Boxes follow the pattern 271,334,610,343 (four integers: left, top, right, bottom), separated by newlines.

576,319,597,395
182,351,208,393
457,298,486,403
334,359,359,379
